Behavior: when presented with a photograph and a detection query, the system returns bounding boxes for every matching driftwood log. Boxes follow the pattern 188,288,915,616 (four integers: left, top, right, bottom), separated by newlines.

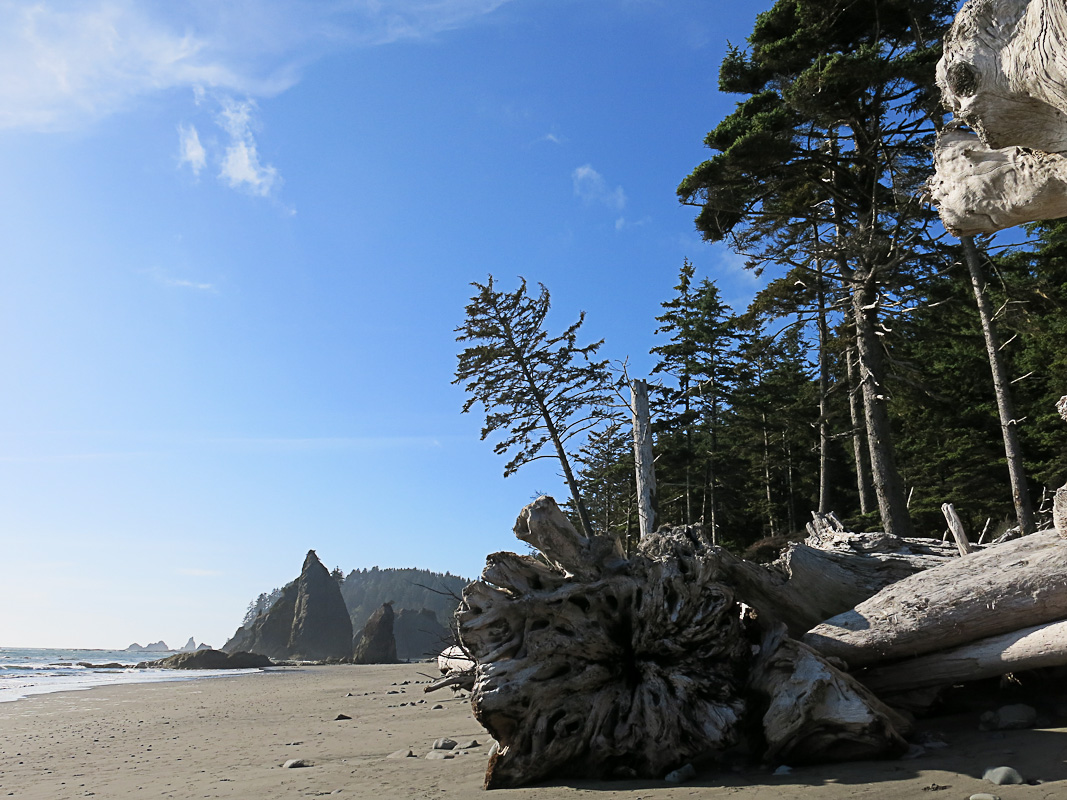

718,513,959,636
458,497,910,789
861,619,1067,695
929,0,1067,234
938,0,1067,153
803,530,1067,668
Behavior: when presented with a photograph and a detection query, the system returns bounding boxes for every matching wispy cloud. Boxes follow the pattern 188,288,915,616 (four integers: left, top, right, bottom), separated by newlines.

178,123,207,176
216,98,279,196
144,266,216,293
572,164,626,212
0,0,518,133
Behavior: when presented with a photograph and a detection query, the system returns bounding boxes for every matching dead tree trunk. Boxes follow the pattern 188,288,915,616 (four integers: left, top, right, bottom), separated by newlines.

630,378,657,539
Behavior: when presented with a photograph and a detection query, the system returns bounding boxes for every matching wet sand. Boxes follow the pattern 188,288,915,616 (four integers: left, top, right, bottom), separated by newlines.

1,662,1065,799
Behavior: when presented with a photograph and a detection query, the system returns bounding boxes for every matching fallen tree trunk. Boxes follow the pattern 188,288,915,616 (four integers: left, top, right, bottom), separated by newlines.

860,618,1067,695
458,497,911,789
803,530,1067,668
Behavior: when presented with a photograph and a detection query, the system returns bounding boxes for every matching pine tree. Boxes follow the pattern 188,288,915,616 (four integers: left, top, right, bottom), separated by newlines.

650,261,737,537
454,276,613,537
678,0,956,537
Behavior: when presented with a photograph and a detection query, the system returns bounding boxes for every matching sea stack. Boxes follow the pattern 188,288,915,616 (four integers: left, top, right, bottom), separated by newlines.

222,550,353,661
352,602,398,664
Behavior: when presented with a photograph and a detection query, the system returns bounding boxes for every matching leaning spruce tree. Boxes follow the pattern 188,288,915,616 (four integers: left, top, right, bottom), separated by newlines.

454,276,613,538
678,0,956,538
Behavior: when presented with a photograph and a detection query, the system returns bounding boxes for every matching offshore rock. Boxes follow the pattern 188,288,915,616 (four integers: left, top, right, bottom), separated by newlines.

139,649,272,669
222,550,354,661
352,602,399,664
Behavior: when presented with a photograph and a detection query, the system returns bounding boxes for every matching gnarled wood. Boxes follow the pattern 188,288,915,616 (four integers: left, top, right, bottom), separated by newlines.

751,625,909,764
458,497,912,788
928,128,1067,236
803,530,1067,668
719,518,959,636
938,0,1067,154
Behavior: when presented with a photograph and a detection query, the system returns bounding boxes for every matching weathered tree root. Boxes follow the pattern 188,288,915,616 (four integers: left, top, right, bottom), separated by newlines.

458,497,908,789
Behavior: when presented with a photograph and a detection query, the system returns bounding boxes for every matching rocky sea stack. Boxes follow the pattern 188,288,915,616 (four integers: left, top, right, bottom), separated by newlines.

223,550,354,661
352,602,398,664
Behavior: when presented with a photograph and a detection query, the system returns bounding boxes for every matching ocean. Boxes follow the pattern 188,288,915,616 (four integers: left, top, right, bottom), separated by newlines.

0,646,264,703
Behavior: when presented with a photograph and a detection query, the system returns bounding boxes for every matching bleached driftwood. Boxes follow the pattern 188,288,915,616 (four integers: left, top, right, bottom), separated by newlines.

938,0,1067,153
458,497,907,789
719,514,959,636
928,128,1067,236
750,624,909,765
861,618,1067,694
930,0,1067,234
803,529,1067,668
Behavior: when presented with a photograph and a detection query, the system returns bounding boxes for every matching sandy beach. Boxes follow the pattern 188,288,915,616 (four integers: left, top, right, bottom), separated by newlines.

1,662,1066,799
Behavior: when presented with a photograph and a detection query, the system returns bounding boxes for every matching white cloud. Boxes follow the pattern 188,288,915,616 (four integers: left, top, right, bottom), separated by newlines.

178,123,206,176
0,0,518,133
216,98,279,196
572,164,626,212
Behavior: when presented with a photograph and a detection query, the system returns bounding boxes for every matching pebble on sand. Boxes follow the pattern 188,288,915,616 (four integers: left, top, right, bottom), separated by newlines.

432,737,458,750
982,766,1024,785
425,751,454,760
386,749,416,759
281,759,312,768
664,763,696,784
969,793,1000,800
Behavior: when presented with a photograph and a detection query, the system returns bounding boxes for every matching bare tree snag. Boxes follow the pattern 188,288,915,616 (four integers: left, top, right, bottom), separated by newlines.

928,128,1067,236
458,497,928,788
1058,396,1067,538
938,0,1067,154
860,619,1067,695
751,625,910,764
803,530,1067,668
941,503,975,556
630,378,657,539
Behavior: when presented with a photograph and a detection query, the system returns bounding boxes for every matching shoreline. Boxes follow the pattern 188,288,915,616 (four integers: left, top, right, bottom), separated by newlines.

2,663,1066,799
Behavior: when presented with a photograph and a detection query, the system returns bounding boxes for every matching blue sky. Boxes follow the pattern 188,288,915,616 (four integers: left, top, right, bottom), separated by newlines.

0,0,775,649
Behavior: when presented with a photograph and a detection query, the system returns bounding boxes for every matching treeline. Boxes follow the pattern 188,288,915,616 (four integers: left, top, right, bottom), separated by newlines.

240,566,469,632
339,567,468,633
455,0,1067,555
572,235,1067,553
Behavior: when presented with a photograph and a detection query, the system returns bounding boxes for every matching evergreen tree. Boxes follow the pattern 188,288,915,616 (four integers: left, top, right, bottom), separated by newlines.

454,276,613,537
650,260,737,538
678,0,955,537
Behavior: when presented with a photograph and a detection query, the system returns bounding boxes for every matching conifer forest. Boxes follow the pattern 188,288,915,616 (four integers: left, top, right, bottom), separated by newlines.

457,0,1067,557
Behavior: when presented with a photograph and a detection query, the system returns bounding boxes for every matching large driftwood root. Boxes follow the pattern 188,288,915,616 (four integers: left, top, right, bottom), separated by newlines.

458,497,908,789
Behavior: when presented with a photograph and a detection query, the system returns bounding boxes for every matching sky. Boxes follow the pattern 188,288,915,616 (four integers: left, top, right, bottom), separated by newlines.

0,0,784,649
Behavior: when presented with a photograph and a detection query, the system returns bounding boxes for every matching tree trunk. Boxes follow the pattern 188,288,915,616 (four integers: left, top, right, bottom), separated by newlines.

851,276,914,538
961,235,1036,534
817,278,831,514
846,346,874,515
630,379,657,539
803,530,1067,667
